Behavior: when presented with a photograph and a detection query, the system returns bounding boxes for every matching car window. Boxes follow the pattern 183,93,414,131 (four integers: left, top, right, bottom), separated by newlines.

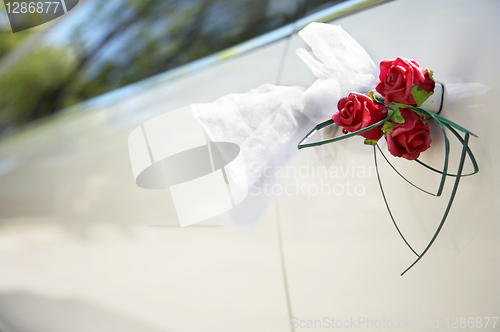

305,0,347,14
0,0,302,134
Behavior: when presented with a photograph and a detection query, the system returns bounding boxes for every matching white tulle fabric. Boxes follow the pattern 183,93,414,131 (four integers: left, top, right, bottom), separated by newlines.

296,22,377,124
191,23,378,230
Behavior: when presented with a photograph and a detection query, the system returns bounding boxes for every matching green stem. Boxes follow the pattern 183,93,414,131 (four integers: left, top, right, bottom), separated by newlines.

401,132,470,276
373,145,420,257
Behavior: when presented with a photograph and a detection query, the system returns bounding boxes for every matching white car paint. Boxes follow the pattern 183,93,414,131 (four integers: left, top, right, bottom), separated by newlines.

0,0,499,331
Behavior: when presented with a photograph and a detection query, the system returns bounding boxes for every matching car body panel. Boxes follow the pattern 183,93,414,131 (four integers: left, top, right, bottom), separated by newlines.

0,36,294,331
278,0,500,325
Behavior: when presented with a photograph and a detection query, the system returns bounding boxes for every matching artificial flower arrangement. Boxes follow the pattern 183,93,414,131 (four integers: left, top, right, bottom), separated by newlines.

335,57,435,158
175,22,480,275
298,57,479,275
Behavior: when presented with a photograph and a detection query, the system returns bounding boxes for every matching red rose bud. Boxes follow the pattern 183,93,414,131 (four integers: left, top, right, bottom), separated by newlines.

386,108,431,160
333,93,387,140
375,57,435,107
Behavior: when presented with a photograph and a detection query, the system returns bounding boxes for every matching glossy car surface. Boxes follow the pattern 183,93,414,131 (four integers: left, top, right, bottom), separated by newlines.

0,0,499,331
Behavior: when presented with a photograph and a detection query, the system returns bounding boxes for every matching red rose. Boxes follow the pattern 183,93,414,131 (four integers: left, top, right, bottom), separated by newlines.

375,57,435,106
333,93,387,140
386,108,431,160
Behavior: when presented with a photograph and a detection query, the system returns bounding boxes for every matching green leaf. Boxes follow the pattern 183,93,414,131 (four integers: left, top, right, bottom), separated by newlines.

394,102,410,108
364,139,379,146
411,85,433,107
392,109,405,124
427,68,434,81
368,90,376,101
387,104,404,124
387,103,399,113
369,90,386,105
410,107,431,119
381,121,395,133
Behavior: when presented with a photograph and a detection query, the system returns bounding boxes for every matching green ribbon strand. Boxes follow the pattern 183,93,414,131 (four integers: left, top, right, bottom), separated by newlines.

297,101,478,275
373,145,420,257
297,112,395,150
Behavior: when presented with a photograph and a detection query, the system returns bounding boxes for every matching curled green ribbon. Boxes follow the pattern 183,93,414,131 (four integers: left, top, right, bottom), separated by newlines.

298,106,478,275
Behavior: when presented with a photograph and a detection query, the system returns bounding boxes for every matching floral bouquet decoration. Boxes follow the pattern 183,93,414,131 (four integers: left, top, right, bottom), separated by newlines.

298,57,479,275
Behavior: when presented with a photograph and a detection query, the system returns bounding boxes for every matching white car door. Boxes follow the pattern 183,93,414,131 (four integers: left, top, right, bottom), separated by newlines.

278,0,500,329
